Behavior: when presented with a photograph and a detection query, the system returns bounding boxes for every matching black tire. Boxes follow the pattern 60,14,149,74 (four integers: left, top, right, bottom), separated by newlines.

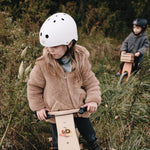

118,72,128,85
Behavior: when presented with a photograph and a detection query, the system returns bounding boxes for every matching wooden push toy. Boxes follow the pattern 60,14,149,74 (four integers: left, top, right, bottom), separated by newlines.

118,53,134,84
37,107,87,150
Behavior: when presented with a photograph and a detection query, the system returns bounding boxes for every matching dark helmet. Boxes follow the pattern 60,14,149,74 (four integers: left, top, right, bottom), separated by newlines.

133,18,148,31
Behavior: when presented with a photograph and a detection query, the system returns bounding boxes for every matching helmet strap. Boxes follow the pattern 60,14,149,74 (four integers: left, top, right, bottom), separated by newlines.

56,40,76,64
132,29,144,36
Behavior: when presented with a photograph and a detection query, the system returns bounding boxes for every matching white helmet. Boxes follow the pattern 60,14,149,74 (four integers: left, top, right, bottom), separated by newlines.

39,12,78,47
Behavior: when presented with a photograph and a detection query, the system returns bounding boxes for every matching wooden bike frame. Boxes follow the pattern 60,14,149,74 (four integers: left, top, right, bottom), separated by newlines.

47,108,87,150
119,53,134,84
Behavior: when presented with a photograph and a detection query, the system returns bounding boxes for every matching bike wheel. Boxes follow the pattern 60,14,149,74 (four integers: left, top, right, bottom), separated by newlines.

118,72,128,85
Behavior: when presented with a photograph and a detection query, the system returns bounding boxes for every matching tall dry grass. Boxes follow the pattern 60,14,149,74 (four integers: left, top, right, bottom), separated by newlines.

0,11,150,150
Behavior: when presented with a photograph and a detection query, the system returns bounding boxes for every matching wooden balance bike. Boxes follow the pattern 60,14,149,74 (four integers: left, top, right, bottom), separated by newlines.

118,53,134,85
37,107,87,150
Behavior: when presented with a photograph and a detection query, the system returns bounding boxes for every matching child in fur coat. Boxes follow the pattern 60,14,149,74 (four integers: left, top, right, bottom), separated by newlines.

27,12,102,150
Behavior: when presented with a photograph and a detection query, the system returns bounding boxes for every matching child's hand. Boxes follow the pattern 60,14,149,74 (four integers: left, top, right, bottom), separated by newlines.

135,52,140,57
81,102,98,113
36,108,51,121
121,51,126,55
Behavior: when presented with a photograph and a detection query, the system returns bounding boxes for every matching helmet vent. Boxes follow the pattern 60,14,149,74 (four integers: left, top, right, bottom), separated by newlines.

40,32,42,36
61,18,64,21
45,34,49,38
53,20,56,23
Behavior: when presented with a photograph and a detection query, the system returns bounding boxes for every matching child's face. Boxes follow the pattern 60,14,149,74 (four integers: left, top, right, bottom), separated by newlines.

47,45,67,59
133,25,142,35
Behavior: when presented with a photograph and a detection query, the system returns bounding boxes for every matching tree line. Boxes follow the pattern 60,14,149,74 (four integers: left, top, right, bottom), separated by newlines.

0,0,150,38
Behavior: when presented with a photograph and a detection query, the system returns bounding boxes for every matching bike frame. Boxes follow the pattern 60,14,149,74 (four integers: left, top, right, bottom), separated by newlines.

119,53,134,84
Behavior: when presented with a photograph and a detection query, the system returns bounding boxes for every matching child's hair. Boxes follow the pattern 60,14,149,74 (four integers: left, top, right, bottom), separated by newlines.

37,45,84,87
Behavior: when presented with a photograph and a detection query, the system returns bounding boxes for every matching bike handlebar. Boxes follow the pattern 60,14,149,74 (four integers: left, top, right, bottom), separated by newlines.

36,107,87,122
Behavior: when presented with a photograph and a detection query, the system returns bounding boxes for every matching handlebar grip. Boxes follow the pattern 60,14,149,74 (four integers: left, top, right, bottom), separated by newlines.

79,107,87,114
45,111,52,119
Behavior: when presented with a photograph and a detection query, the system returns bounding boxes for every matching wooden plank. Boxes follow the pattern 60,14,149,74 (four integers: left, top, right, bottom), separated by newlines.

120,58,134,62
55,114,80,150
120,53,134,62
48,109,79,116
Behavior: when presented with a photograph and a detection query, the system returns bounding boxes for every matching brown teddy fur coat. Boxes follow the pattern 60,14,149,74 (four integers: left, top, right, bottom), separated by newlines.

27,44,101,123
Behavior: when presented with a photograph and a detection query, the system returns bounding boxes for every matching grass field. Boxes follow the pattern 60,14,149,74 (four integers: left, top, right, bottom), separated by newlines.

0,11,150,150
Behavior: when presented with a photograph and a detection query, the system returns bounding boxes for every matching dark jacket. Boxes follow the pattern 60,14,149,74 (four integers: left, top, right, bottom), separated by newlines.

121,32,149,63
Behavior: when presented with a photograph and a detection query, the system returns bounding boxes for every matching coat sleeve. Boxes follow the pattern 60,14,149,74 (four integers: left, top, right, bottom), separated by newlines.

120,33,131,51
138,37,149,55
81,54,102,105
27,61,46,111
